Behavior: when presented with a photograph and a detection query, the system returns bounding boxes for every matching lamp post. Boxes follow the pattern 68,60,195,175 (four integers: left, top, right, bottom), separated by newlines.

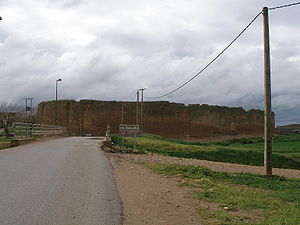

55,78,62,125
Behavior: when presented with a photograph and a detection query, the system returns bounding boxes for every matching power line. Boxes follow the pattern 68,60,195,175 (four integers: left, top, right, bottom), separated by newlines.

123,91,137,102
129,92,137,102
269,1,300,10
142,2,300,100
145,11,262,99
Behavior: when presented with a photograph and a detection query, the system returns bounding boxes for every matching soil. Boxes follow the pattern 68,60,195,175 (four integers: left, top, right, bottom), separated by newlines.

108,154,202,225
107,152,300,225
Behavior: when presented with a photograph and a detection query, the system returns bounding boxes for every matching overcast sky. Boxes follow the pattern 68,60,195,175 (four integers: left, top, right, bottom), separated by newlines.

0,0,299,124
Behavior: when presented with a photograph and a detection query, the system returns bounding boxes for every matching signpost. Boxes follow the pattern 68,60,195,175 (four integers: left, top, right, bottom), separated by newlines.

119,124,139,150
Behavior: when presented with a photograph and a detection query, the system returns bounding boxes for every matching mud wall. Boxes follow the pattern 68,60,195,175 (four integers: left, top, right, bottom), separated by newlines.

36,100,270,139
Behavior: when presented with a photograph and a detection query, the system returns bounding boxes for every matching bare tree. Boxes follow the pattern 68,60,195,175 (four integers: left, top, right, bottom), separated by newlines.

0,101,22,137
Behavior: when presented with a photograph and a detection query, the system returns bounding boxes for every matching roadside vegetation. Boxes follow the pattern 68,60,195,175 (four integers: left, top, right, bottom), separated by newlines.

0,133,12,149
144,163,300,225
111,133,300,170
0,130,12,141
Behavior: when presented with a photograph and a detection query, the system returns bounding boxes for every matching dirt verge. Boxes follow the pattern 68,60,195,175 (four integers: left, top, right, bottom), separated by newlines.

107,152,300,225
108,154,203,225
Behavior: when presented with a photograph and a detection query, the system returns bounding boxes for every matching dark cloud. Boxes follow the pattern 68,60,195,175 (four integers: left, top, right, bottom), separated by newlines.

0,0,299,124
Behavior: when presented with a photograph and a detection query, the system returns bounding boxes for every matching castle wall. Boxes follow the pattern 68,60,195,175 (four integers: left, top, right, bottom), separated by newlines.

36,100,269,139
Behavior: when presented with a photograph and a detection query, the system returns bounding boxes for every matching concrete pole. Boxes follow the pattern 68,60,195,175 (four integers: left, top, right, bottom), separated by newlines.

121,104,124,125
136,91,139,126
79,101,82,136
263,7,272,175
140,89,145,134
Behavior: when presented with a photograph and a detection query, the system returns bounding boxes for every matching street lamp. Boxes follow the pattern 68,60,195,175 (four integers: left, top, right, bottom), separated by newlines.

55,78,62,125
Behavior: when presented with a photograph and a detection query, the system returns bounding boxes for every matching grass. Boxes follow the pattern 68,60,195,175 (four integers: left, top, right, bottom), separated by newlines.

111,133,300,170
145,163,300,225
0,134,12,142
0,137,12,150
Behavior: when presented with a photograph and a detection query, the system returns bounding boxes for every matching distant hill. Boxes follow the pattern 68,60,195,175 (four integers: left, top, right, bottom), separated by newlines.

276,124,300,135
278,124,300,128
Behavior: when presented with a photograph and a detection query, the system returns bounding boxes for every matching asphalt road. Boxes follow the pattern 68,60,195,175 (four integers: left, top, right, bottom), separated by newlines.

0,137,122,225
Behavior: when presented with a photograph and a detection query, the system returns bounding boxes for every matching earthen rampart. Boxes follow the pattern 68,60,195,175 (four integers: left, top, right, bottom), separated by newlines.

36,100,270,139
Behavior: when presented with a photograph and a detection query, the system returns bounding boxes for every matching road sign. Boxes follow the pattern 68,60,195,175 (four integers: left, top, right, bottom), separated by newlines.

119,124,139,150
119,124,139,133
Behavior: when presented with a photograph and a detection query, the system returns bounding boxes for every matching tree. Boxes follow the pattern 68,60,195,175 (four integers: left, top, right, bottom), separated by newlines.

0,101,22,137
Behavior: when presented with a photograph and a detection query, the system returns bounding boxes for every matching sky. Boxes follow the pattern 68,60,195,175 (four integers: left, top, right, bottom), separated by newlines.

0,0,299,125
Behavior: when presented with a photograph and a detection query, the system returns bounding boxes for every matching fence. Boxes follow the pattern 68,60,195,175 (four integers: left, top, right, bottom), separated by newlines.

11,122,66,138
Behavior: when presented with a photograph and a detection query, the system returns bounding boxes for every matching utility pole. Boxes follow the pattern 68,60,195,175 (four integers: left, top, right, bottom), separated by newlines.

79,101,82,136
55,78,62,125
121,104,124,124
25,98,33,117
263,7,272,175
25,99,28,117
136,91,139,126
140,88,147,134
121,104,125,149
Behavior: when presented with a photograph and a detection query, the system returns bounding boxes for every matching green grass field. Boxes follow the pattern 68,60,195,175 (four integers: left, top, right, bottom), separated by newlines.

111,133,300,170
145,163,300,225
112,134,300,224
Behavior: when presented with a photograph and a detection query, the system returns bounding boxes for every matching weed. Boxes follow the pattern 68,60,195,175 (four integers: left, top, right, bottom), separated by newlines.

146,163,300,225
111,134,300,170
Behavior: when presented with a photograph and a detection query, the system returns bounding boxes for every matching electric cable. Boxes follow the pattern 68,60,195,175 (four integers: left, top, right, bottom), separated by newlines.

145,11,262,99
269,1,300,10
129,92,137,102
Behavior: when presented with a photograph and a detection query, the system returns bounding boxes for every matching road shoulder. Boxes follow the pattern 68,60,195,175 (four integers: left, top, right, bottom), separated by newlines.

108,153,202,225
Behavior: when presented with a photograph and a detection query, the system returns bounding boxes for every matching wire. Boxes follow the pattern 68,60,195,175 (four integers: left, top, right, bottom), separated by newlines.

129,92,137,102
145,11,262,99
269,1,300,10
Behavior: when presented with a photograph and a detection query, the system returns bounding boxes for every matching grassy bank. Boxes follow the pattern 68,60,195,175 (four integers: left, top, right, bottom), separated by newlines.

146,163,300,225
111,134,300,170
0,137,11,150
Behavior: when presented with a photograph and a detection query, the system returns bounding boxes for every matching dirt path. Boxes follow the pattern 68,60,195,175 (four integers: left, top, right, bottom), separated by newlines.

107,152,300,225
108,154,203,225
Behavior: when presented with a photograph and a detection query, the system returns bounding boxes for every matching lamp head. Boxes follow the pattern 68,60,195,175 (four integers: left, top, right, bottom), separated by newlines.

56,78,62,82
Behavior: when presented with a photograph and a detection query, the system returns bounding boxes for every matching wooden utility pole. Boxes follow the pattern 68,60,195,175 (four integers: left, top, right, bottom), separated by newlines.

121,104,124,124
121,104,125,149
140,88,146,134
136,91,139,126
79,101,82,136
263,7,272,175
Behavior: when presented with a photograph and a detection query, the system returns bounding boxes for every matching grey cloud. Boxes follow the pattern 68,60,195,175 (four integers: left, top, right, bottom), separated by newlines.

47,0,83,8
0,0,299,125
